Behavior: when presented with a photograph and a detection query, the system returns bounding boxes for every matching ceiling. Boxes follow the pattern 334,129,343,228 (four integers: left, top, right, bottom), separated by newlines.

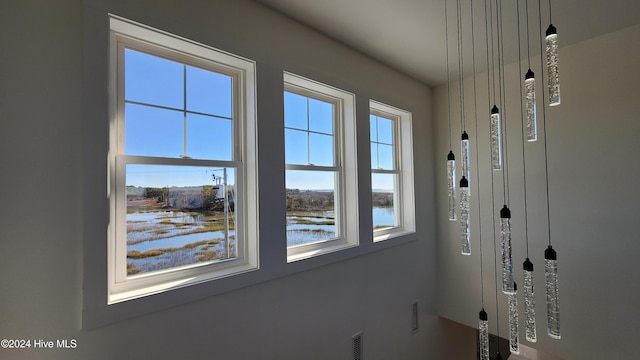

255,0,640,86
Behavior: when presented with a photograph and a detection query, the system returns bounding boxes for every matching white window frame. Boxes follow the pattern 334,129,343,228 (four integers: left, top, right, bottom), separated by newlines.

108,16,259,304
370,100,415,242
283,72,359,262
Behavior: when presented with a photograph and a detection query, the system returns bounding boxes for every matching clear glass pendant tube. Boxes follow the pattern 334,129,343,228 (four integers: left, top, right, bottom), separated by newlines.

479,309,490,360
500,206,514,294
459,177,471,255
524,70,537,141
523,258,537,342
545,25,561,106
508,283,520,355
447,151,457,221
545,246,561,339
490,106,502,170
461,132,470,182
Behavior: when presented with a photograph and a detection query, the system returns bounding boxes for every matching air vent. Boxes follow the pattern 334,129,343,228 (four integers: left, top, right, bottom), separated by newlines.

352,332,363,360
411,300,419,334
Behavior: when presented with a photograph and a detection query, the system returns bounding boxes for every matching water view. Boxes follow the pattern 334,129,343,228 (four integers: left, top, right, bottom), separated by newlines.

126,186,395,276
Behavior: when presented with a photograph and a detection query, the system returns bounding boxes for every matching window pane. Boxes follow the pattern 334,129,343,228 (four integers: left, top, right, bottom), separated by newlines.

186,66,232,118
372,173,398,230
309,133,334,166
285,128,309,165
378,144,395,170
284,91,308,130
309,98,333,134
370,115,377,142
125,164,237,276
371,142,378,169
125,48,183,109
125,103,183,158
377,116,394,145
186,114,232,160
285,170,337,247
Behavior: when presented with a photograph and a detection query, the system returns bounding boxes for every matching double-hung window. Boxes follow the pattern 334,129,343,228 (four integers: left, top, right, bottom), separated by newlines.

108,16,258,303
283,72,358,261
370,100,415,241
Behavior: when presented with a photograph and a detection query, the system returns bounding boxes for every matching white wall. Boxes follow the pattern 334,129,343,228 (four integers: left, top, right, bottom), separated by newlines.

0,0,473,359
434,23,640,359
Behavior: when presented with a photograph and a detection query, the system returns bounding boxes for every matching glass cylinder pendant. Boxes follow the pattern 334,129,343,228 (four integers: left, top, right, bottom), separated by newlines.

500,206,515,294
525,70,537,141
508,283,520,355
545,24,561,106
545,246,561,339
459,177,471,255
461,131,470,182
479,309,490,360
447,151,457,221
490,106,502,170
523,258,537,342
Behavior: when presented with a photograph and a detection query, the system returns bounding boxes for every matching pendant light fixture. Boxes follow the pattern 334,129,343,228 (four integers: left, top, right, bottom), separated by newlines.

461,131,470,181
524,0,538,141
545,246,561,339
508,282,520,355
545,24,560,106
490,106,502,170
456,0,471,256
459,176,471,255
445,0,457,221
496,0,515,296
544,0,560,105
448,151,457,221
470,1,489,355
538,0,562,340
525,69,537,141
457,0,470,185
488,0,502,172
518,0,538,342
523,258,537,342
500,205,514,294
479,308,490,360
492,107,504,178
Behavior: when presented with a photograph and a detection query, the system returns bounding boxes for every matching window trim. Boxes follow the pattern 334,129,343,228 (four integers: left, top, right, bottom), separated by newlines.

370,100,415,242
283,72,359,262
108,15,259,304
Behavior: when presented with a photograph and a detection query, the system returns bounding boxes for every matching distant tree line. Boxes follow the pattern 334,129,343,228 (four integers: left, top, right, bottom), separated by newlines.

129,185,234,212
285,189,393,212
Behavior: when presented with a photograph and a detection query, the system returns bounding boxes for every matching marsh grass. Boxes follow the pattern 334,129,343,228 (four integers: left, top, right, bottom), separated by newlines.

127,263,141,275
286,212,335,220
291,218,335,225
127,239,222,259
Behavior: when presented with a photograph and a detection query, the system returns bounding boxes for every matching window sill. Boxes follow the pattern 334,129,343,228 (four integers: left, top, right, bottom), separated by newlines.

287,242,359,263
373,228,416,243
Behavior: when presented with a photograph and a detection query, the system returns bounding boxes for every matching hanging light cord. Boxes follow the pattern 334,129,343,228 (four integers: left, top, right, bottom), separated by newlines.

484,0,492,108
489,0,497,105
487,0,501,342
538,0,553,247
548,0,553,24
445,0,453,151
470,0,484,306
516,0,531,258
497,0,510,206
456,0,466,132
525,0,532,69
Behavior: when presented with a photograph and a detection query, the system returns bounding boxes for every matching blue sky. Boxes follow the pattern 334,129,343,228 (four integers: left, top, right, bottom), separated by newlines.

124,48,393,191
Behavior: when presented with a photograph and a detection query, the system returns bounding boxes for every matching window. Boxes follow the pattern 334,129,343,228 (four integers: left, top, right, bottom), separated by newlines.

370,100,415,241
283,72,359,261
108,16,258,303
